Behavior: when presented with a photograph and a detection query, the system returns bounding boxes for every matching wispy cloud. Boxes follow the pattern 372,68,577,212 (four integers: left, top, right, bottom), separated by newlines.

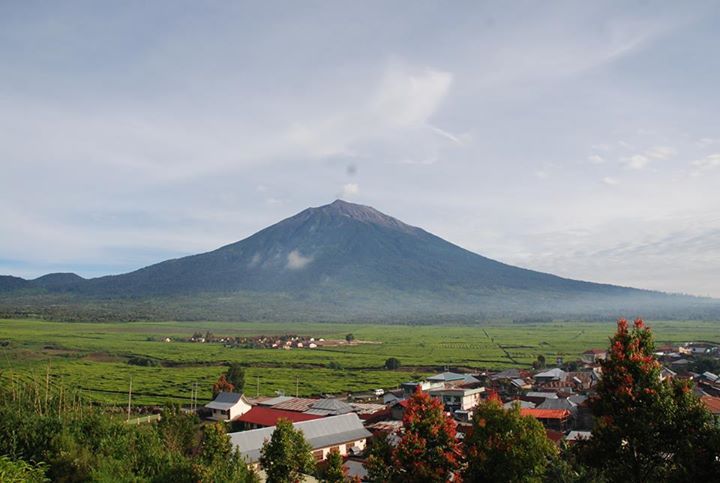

286,250,313,270
690,153,720,175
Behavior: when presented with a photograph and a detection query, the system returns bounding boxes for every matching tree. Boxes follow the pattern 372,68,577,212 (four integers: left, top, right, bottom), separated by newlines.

226,363,246,393
195,422,257,482
345,334,355,343
579,318,720,482
322,448,347,483
259,418,315,483
537,354,546,368
212,374,234,397
157,403,198,455
463,399,557,482
392,387,462,482
364,433,396,483
384,357,401,370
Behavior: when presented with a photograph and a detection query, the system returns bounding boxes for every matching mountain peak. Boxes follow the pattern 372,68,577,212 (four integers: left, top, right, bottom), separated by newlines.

310,199,416,232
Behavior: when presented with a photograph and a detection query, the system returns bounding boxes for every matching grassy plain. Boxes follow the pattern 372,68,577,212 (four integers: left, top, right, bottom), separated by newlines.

0,318,718,406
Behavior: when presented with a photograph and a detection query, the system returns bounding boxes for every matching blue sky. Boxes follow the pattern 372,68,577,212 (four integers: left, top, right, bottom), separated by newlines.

1,1,719,297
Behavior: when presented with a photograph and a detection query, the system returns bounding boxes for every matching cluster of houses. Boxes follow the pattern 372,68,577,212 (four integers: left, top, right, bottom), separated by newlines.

184,332,326,349
201,341,720,480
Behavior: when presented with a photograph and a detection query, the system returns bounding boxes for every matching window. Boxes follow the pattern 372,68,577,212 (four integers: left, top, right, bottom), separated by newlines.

313,450,324,461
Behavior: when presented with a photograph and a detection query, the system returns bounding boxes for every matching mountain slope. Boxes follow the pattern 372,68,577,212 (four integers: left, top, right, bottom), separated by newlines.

1,200,717,321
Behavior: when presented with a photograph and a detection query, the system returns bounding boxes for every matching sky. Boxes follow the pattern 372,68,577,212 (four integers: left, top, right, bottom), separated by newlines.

1,1,719,297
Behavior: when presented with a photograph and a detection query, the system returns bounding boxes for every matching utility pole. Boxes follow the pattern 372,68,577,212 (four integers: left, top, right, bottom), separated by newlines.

127,377,132,421
296,375,299,397
45,365,50,415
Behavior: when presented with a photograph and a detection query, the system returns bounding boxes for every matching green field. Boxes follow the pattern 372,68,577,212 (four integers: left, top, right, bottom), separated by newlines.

0,318,718,406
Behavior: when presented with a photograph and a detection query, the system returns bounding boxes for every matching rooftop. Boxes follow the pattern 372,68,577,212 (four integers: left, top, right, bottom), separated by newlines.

205,392,247,410
236,406,322,426
229,413,372,463
520,408,571,420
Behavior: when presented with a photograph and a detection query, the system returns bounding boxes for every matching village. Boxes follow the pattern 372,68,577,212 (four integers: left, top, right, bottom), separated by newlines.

195,340,720,480
176,331,356,349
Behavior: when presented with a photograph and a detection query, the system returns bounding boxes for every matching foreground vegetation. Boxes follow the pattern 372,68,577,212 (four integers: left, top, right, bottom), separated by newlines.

1,319,719,406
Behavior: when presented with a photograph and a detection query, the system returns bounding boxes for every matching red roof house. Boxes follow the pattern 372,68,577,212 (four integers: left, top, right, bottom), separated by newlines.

236,406,323,429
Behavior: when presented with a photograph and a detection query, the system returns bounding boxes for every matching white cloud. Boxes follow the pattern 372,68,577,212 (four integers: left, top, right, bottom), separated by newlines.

602,176,619,185
645,146,676,159
588,154,605,164
621,154,650,170
690,153,720,175
340,183,359,198
696,138,717,148
371,66,452,128
286,250,313,270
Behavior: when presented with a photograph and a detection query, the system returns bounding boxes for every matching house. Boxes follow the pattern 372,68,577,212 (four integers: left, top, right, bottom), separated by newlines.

520,408,572,431
429,386,485,412
581,349,607,364
205,392,252,421
229,413,372,464
426,372,481,387
235,406,322,429
401,381,444,398
533,368,568,384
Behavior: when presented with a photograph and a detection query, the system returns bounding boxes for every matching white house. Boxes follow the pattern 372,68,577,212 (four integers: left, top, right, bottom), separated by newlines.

205,392,252,421
429,386,485,412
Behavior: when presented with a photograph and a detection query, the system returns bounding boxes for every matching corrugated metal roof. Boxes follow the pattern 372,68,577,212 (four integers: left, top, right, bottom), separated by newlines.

537,398,576,411
526,392,558,399
309,398,353,414
205,392,244,410
236,407,322,427
229,413,372,463
270,397,318,412
503,400,536,409
257,396,295,406
533,368,567,380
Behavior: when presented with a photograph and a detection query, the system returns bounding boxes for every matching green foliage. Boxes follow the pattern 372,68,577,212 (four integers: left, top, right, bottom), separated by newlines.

345,333,354,343
384,357,400,370
259,418,315,483
321,448,346,483
158,403,198,455
365,433,395,483
0,380,256,482
579,319,720,482
0,456,48,483
195,423,257,483
463,399,557,482
226,363,246,393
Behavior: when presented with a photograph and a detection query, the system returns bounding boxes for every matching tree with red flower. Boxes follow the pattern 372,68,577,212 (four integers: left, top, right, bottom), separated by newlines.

385,387,463,482
579,319,720,482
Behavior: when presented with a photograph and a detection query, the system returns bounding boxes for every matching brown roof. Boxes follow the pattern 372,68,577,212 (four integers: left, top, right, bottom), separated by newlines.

520,408,571,420
701,396,720,415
